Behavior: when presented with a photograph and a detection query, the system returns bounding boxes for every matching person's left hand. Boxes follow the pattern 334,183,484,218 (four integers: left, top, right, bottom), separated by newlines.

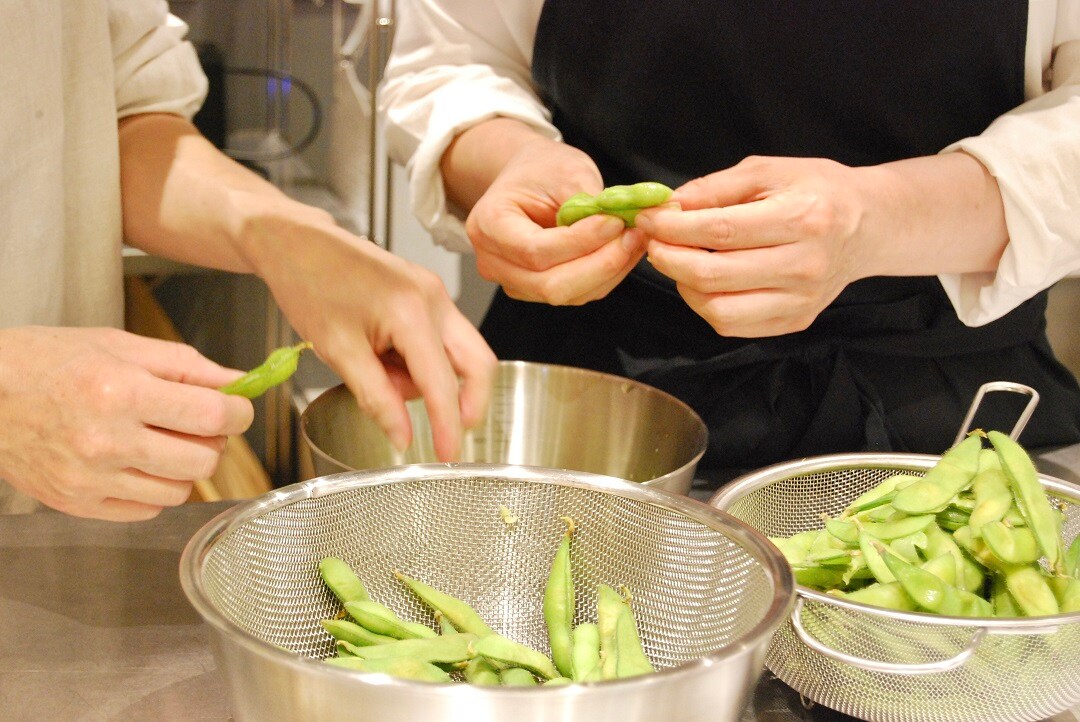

634,156,871,337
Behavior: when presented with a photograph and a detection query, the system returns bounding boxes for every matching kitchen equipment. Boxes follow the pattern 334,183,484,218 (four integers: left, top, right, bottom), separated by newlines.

300,360,708,494
709,383,1080,722
179,464,793,722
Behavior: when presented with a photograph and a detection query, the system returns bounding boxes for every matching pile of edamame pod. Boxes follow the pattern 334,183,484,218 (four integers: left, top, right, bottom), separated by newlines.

316,518,655,685
772,431,1080,617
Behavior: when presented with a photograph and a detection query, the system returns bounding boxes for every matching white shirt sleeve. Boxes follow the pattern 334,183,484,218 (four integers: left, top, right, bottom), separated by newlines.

379,0,554,252
110,0,208,121
938,3,1080,326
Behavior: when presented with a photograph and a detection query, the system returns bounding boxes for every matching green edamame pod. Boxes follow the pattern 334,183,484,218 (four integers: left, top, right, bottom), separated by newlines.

344,600,437,640
463,657,501,686
842,474,919,517
555,193,602,227
613,596,654,679
880,542,992,617
968,468,1013,531
544,517,576,679
344,632,477,665
569,622,602,682
318,557,371,606
859,531,894,584
990,574,1022,617
499,667,539,687
321,618,397,647
1004,564,1059,617
1048,575,1080,613
892,434,982,514
394,571,495,637
543,676,574,687
218,341,313,399
596,584,624,680
919,553,958,587
434,610,458,635
1066,535,1080,579
325,655,452,683
472,635,559,680
981,521,1040,565
842,582,917,611
988,430,1064,572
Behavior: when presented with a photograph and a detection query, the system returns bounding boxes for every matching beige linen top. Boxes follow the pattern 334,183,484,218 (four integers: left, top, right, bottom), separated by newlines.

0,0,207,512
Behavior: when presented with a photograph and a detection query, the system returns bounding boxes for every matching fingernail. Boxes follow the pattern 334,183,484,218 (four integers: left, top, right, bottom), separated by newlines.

621,228,645,252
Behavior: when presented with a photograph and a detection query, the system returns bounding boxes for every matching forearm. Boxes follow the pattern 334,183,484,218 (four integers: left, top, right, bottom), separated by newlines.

857,151,1008,279
439,117,553,211
118,113,333,274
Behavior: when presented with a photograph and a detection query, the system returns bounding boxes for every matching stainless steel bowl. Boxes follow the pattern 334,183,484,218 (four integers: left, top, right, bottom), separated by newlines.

300,361,708,494
180,464,793,722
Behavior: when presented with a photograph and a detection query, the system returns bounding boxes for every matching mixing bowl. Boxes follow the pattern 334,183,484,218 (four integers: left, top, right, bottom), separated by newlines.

300,360,708,494
179,464,793,722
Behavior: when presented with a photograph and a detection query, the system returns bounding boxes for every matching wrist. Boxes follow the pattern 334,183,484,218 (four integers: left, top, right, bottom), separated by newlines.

441,117,555,210
226,189,337,279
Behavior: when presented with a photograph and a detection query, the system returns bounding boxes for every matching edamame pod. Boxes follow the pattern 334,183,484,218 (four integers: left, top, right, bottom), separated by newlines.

219,341,313,399
1004,564,1059,617
981,521,1040,565
569,622,602,682
472,635,559,680
596,584,624,680
345,632,477,665
325,655,452,683
499,667,539,687
892,434,982,514
988,430,1064,572
321,618,396,647
544,517,576,678
463,657,501,686
394,572,495,637
344,600,438,640
318,557,371,606
556,182,673,228
555,193,601,226
613,598,654,679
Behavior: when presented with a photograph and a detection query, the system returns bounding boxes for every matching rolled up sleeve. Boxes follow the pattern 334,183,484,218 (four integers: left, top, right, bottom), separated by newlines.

938,9,1080,326
379,0,556,252
111,0,207,121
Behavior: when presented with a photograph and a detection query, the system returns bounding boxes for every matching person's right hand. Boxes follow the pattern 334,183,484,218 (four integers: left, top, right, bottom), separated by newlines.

0,326,254,521
464,136,646,305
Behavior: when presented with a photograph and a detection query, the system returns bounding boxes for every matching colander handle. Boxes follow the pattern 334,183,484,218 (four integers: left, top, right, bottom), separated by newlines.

790,597,987,676
953,381,1039,447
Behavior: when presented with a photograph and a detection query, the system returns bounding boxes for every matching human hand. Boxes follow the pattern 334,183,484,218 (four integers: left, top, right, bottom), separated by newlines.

634,156,871,337
247,211,497,462
0,327,254,521
464,137,646,304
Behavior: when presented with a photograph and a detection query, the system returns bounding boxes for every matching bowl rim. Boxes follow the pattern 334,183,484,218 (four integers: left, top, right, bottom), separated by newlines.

298,360,709,490
179,462,794,692
708,451,1080,630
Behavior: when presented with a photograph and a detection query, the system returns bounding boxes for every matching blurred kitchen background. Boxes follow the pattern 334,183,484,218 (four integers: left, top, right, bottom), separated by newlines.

131,0,1080,494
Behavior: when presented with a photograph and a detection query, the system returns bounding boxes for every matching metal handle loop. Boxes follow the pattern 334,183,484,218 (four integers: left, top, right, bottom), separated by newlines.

953,381,1040,447
790,597,986,676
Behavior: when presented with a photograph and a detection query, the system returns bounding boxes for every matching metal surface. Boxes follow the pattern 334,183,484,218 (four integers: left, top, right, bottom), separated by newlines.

180,464,792,722
300,360,709,494
710,453,1080,722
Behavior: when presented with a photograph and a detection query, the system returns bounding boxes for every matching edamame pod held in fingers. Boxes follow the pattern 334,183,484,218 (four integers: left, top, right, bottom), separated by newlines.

219,341,313,399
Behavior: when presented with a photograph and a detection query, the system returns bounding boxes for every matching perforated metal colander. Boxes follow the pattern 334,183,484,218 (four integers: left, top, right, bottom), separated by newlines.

181,464,793,722
711,453,1080,722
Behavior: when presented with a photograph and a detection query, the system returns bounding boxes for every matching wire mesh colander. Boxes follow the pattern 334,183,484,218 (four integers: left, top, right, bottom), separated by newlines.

711,451,1080,722
181,464,793,722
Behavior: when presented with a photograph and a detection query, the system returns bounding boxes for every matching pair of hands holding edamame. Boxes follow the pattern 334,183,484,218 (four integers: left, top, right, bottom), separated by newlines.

455,119,1005,337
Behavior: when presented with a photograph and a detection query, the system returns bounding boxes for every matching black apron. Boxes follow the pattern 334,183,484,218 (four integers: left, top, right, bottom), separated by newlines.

480,0,1080,482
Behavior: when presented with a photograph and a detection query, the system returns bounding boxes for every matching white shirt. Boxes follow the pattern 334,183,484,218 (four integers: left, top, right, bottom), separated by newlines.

0,0,207,331
380,0,1080,326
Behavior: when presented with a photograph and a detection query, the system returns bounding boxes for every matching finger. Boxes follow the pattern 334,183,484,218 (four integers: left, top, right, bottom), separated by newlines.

635,195,799,251
483,235,646,306
109,333,249,389
671,158,773,210
476,210,625,271
128,427,228,481
106,469,194,508
390,315,465,462
53,496,165,523
564,235,646,305
439,315,498,430
331,338,413,453
647,240,792,294
134,376,254,437
678,285,810,338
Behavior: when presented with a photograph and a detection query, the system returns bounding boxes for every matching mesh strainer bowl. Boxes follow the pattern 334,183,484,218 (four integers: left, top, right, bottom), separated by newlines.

180,463,793,722
710,452,1080,722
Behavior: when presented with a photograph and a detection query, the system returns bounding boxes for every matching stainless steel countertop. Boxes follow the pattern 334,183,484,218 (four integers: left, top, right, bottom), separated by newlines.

3,445,1080,722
